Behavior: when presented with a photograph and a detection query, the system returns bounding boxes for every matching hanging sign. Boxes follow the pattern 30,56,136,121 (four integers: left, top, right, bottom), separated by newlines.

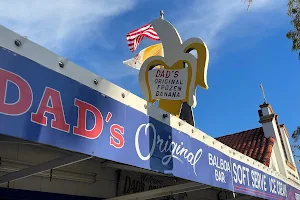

117,170,181,200
138,18,209,118
148,68,188,101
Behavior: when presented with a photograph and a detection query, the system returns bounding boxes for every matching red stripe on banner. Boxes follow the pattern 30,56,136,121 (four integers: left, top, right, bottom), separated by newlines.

234,185,286,200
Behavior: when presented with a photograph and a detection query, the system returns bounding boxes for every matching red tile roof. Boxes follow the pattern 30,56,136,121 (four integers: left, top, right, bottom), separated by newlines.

216,127,275,166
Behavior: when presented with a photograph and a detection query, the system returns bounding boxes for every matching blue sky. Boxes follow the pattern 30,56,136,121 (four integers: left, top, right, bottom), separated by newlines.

0,0,299,161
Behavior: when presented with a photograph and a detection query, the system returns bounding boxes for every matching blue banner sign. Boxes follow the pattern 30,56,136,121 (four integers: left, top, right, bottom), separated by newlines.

0,47,299,199
231,159,299,200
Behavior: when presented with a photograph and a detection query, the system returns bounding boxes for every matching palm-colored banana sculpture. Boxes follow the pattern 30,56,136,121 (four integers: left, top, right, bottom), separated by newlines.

139,18,209,118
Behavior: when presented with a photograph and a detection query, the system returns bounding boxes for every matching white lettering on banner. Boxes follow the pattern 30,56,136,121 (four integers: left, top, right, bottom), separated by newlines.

269,177,287,197
148,68,188,100
251,170,267,191
232,162,288,198
276,180,287,197
208,153,231,183
208,153,231,172
135,123,202,176
269,177,277,195
233,163,250,186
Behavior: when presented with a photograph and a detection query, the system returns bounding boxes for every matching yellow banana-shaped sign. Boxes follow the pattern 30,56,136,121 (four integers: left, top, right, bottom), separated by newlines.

139,18,209,117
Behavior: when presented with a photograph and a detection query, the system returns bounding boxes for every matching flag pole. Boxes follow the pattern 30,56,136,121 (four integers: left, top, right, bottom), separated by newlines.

160,10,164,20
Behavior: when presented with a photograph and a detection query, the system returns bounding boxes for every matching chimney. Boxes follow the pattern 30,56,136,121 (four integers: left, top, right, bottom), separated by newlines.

258,103,278,139
258,103,288,176
258,103,275,138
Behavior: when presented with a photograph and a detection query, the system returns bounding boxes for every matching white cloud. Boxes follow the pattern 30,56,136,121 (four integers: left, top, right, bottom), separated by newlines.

0,0,137,53
0,0,288,85
174,0,286,51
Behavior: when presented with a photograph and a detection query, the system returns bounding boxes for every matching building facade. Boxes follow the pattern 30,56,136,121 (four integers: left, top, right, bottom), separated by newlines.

0,24,299,200
217,102,300,185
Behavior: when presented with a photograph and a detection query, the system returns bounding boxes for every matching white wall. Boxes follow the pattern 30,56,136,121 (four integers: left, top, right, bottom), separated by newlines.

279,126,300,182
270,151,280,172
280,127,295,163
260,111,300,184
261,119,288,177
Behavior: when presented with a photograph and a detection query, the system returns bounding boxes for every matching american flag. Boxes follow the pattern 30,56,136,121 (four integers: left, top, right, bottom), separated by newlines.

126,23,160,52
